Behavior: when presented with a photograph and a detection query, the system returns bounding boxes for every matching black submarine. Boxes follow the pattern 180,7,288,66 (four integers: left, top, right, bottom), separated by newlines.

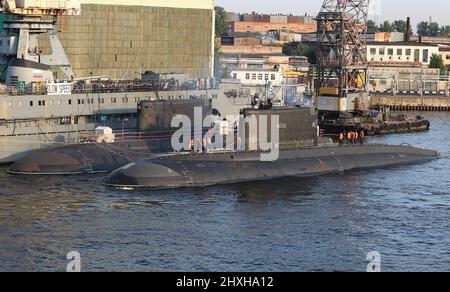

104,106,439,189
8,98,213,175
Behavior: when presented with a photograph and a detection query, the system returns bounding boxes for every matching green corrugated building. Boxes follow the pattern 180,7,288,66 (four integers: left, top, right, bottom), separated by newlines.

37,0,215,79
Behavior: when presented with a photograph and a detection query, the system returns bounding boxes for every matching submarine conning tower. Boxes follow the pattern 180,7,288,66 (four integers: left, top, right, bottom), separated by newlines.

137,99,213,132
240,107,319,151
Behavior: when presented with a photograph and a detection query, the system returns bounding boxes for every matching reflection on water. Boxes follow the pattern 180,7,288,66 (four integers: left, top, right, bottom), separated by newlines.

0,112,449,272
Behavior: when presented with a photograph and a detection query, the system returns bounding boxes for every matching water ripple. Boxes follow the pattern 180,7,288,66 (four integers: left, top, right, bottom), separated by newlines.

0,112,450,271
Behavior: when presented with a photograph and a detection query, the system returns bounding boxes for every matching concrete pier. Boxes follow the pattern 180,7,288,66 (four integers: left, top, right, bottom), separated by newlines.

371,95,450,111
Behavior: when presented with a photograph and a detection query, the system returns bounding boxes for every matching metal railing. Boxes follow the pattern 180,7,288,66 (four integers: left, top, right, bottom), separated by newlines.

0,79,220,96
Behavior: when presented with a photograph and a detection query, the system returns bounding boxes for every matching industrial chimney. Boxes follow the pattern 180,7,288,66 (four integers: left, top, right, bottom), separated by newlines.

405,17,413,42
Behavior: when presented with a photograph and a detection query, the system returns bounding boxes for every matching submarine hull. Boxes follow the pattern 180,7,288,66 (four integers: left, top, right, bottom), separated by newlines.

7,138,173,175
104,145,439,189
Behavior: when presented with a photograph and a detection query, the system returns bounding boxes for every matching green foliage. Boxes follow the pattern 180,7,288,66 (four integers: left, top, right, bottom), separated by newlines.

393,20,407,33
417,21,429,36
370,19,449,36
282,42,316,64
366,20,378,33
429,54,447,75
379,21,395,33
439,25,450,37
417,21,446,37
367,20,407,33
214,6,227,37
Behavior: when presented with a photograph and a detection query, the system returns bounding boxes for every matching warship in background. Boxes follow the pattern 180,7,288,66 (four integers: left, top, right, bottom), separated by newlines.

0,1,245,164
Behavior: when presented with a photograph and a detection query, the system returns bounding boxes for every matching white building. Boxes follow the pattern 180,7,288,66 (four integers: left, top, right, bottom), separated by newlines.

229,67,283,86
228,67,285,100
367,42,440,66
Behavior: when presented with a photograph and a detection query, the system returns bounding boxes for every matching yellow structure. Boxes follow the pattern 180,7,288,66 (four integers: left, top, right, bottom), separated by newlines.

319,87,339,96
40,0,215,79
439,48,450,67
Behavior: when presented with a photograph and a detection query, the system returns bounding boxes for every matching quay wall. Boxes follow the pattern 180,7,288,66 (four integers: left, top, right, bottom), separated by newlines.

372,95,450,111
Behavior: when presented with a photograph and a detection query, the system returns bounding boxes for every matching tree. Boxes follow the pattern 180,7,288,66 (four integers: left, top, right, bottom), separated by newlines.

417,21,441,37
417,21,429,36
367,20,379,33
439,25,450,37
282,42,316,64
428,22,440,37
393,20,407,33
214,6,227,37
430,54,447,75
378,21,394,32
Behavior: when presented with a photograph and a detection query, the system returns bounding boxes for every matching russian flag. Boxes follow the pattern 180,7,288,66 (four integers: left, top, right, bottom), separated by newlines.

32,70,43,79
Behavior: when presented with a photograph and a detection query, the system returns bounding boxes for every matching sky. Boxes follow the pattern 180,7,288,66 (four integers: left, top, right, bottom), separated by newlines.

215,0,450,26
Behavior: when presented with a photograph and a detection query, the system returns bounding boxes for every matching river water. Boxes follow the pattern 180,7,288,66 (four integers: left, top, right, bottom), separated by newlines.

0,112,449,272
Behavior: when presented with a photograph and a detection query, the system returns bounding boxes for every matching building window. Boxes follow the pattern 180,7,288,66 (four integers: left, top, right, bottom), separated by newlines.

68,99,72,105
271,74,276,80
265,74,269,80
252,73,257,80
423,49,429,63
406,49,412,56
414,49,420,62
111,98,117,103
30,101,33,107
233,73,237,79
446,54,450,60
388,48,394,55
397,49,403,56
379,48,385,55
245,73,250,80
258,74,263,80
370,48,376,55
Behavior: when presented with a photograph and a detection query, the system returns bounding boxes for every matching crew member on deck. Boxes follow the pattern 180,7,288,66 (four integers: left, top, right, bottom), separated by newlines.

360,130,365,145
347,131,352,145
339,132,344,146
